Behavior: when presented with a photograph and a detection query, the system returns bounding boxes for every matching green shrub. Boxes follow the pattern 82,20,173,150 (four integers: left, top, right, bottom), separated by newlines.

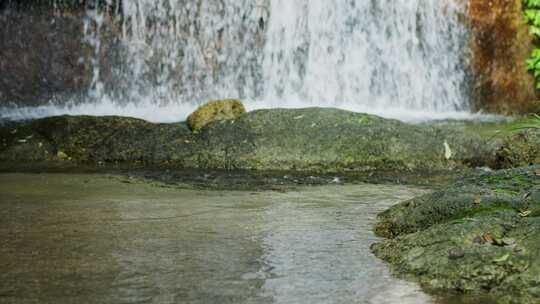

524,0,540,88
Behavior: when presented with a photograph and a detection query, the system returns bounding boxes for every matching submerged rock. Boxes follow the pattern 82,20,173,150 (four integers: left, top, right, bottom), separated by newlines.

187,99,246,131
372,166,540,303
0,108,532,174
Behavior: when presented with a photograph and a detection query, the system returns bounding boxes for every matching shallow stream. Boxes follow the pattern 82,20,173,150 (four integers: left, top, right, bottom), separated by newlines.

0,173,473,303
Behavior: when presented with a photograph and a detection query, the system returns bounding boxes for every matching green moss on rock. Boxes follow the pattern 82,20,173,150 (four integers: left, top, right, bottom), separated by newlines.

372,166,540,303
495,130,540,168
374,167,539,238
187,99,246,131
0,108,535,174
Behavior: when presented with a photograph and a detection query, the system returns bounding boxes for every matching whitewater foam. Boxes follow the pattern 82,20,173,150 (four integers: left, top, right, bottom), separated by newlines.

0,100,503,124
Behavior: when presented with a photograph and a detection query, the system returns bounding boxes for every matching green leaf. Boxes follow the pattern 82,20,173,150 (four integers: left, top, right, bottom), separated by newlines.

529,25,540,37
492,253,510,263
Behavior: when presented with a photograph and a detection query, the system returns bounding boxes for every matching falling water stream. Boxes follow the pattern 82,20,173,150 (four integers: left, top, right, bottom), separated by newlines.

0,0,478,122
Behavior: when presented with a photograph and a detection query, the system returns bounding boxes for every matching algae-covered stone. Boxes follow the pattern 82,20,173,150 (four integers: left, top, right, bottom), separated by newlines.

187,99,246,131
372,166,540,303
0,115,196,166
0,108,505,173
495,130,540,169
374,166,539,238
0,108,530,174
195,108,500,173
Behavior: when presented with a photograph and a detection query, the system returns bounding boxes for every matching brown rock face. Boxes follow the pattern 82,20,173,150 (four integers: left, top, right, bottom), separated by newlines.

467,0,539,114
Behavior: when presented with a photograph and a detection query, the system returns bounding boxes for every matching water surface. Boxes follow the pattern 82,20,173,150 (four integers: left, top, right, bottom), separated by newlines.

0,173,437,303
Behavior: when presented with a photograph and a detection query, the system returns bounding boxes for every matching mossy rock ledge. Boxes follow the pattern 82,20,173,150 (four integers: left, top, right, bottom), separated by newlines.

0,108,536,173
372,166,540,303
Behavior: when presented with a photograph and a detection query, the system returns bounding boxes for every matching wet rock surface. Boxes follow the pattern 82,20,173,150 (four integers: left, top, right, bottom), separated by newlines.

0,1,122,106
0,3,89,106
372,166,540,303
0,108,514,174
495,130,540,169
468,0,539,114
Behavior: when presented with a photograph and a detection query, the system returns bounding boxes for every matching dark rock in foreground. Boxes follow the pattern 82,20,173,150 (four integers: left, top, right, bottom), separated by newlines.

0,108,536,174
372,166,540,304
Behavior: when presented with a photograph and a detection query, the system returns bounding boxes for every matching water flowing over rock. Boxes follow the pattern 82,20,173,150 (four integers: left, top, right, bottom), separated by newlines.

0,0,537,121
90,0,470,115
1,0,473,122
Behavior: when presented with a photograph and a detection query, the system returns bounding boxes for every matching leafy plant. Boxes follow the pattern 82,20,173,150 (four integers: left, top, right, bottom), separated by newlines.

506,113,540,131
496,114,540,137
524,0,540,88
495,114,540,137
524,2,540,112
523,1,540,114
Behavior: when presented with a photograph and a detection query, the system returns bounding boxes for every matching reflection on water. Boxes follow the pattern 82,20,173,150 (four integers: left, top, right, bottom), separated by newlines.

256,190,432,304
0,173,432,304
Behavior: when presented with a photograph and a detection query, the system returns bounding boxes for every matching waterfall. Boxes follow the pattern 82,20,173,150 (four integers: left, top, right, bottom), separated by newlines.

258,0,469,116
1,0,479,122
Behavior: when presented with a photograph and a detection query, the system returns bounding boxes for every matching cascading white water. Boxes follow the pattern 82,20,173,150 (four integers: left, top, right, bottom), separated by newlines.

2,0,484,122
259,0,469,113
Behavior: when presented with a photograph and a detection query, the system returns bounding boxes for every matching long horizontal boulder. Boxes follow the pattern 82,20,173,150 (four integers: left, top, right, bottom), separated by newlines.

0,108,535,173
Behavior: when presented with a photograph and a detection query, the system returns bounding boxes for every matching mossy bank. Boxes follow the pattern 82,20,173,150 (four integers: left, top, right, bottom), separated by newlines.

372,166,540,303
